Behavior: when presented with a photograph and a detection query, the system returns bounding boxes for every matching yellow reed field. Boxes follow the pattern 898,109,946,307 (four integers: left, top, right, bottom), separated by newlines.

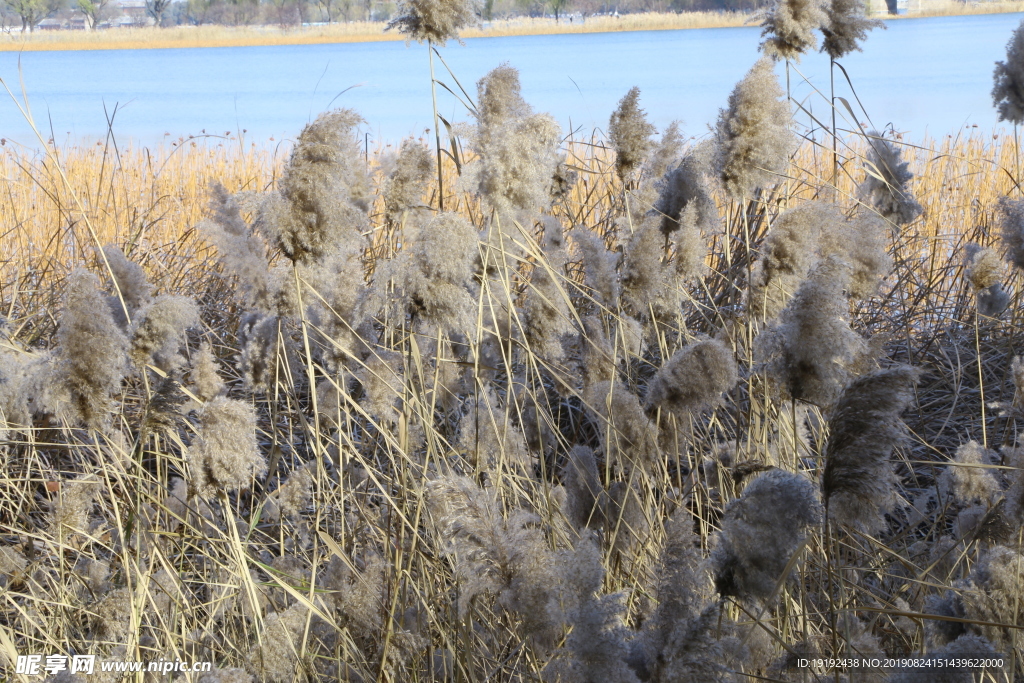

0,140,287,320
1,128,1017,322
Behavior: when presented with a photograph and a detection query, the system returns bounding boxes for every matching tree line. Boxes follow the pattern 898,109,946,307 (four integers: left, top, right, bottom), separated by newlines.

0,0,775,33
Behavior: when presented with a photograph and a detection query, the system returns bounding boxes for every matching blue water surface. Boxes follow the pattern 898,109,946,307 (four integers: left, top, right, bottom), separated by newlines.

0,12,1017,147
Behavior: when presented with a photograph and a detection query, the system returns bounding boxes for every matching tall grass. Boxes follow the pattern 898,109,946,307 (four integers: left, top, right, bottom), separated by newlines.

3,56,1024,683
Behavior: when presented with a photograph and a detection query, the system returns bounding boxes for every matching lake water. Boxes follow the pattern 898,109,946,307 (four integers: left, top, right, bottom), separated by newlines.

0,12,1019,147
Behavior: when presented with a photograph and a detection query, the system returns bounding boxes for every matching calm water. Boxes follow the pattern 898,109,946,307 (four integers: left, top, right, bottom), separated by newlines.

0,12,1019,147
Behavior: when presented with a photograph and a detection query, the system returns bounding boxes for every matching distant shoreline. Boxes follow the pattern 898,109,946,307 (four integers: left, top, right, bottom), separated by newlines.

0,3,1021,52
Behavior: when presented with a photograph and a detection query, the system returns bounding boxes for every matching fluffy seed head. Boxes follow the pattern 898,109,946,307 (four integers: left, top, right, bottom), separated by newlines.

267,464,313,520
366,212,478,332
523,220,574,360
130,294,200,373
386,0,478,45
458,384,530,471
822,210,893,300
586,380,657,473
716,57,795,199
993,19,1024,124
572,229,620,309
427,476,563,643
645,338,738,418
977,282,1011,318
964,243,1006,306
57,269,130,430
712,469,822,603
822,365,918,531
621,217,693,320
265,109,369,263
237,313,288,394
997,195,1024,271
202,183,276,313
859,132,923,226
472,65,562,219
758,256,869,407
608,87,656,182
248,604,309,682
190,342,225,401
101,244,152,317
561,445,609,530
186,396,266,497
821,0,882,59
381,138,434,226
654,140,719,237
760,0,826,61
358,350,405,425
750,201,832,319
959,546,1024,654
645,120,686,182
947,441,1001,506
49,474,101,536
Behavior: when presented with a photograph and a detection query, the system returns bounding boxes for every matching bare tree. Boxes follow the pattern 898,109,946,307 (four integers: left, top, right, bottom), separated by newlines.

316,0,346,22
145,0,172,24
77,0,109,27
4,0,46,31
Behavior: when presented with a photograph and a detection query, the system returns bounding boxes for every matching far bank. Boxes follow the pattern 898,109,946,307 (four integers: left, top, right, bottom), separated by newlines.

0,2,1021,52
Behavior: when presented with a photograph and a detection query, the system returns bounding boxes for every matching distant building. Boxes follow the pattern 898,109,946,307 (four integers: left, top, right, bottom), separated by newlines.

113,0,154,26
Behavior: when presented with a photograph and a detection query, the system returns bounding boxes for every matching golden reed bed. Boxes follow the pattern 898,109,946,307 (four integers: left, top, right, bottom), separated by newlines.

0,128,1017,316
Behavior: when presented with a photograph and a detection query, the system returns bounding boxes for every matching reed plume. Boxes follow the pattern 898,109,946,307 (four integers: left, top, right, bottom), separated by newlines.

202,183,276,312
561,445,609,531
186,396,267,497
366,211,479,333
620,215,705,320
101,244,151,320
190,342,225,401
749,201,832,319
387,0,478,45
263,109,369,264
381,138,434,226
654,139,718,237
545,538,640,682
716,57,795,199
946,441,1001,506
965,244,1004,291
993,19,1024,124
56,269,129,430
997,196,1024,270
470,64,561,222
860,131,923,226
459,384,530,471
608,86,656,184
757,256,869,407
427,476,563,644
822,365,918,531
712,469,821,603
586,379,657,472
760,0,825,61
523,218,575,360
820,0,882,60
571,228,620,308
129,294,200,373
644,338,738,418
821,209,893,300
